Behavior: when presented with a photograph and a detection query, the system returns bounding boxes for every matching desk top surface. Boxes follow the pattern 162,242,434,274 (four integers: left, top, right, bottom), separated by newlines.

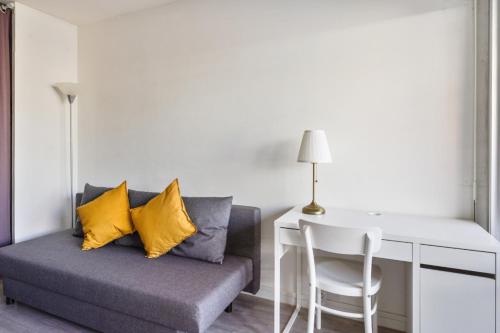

275,206,500,253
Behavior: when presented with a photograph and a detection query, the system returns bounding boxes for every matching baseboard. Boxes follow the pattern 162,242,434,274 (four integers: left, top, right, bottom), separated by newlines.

252,284,407,332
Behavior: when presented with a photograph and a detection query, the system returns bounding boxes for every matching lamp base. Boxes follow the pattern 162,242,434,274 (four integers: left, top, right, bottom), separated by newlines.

302,202,326,215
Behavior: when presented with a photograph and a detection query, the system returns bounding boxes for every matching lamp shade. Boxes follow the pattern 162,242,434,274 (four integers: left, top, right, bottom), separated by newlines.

297,130,332,163
54,82,79,97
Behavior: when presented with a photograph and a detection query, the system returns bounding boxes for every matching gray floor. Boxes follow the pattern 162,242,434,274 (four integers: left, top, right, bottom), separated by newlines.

0,280,401,333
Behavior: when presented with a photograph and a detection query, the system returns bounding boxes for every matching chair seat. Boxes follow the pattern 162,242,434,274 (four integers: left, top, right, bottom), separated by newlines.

315,257,382,297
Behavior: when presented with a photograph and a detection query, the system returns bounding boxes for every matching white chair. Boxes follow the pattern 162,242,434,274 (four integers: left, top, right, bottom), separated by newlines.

299,219,383,333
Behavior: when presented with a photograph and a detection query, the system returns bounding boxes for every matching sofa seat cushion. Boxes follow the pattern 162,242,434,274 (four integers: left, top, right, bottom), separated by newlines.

0,230,253,333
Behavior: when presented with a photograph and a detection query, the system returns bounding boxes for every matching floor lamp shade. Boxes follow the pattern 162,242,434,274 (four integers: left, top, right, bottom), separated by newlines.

297,130,332,163
54,82,79,99
297,130,331,215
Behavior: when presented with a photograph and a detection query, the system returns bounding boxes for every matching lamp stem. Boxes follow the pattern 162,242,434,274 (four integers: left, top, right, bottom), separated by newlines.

302,163,325,215
312,162,317,204
69,97,74,229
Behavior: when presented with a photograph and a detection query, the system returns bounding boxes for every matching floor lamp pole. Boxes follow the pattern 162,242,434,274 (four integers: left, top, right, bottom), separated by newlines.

68,95,76,229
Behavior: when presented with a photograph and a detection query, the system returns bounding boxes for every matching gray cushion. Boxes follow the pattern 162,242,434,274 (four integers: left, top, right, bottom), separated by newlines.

114,190,159,248
0,230,252,333
128,188,158,207
117,190,233,264
73,183,112,237
173,196,232,263
113,231,142,247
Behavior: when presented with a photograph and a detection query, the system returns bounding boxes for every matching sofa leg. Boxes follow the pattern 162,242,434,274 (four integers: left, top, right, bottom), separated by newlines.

224,303,233,313
5,297,15,305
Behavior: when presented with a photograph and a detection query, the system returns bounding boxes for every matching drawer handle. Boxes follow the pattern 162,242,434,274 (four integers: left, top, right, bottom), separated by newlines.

421,264,495,279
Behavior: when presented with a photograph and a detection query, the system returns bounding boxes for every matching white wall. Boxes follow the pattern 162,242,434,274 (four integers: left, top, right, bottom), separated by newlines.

78,0,474,330
13,3,78,242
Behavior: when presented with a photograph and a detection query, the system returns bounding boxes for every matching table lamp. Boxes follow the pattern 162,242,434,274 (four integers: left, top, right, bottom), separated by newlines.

297,130,332,215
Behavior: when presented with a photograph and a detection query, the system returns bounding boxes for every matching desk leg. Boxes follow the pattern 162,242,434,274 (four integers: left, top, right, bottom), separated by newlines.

296,246,302,308
496,253,500,333
282,246,302,333
274,224,282,333
408,243,420,333
274,226,302,333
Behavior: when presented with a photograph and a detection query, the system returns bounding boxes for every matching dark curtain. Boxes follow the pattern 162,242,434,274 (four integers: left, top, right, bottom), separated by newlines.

0,8,12,246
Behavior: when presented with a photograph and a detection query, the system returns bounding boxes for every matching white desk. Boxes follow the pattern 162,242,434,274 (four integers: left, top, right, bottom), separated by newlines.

274,206,500,333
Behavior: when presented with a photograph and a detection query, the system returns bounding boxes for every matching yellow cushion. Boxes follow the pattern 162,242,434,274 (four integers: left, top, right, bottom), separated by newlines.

77,181,134,250
131,179,197,259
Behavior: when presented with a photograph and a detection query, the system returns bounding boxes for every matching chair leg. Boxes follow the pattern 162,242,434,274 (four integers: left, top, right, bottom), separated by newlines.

316,288,322,330
307,284,316,333
363,295,372,333
372,296,378,333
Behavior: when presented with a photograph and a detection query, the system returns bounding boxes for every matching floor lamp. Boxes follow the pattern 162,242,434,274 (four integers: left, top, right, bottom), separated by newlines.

54,82,79,229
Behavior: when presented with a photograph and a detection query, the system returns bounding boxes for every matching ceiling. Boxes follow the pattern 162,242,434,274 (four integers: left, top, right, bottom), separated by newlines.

16,0,178,25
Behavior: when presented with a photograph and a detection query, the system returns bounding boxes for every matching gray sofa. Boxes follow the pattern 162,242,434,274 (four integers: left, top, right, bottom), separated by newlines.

0,193,261,333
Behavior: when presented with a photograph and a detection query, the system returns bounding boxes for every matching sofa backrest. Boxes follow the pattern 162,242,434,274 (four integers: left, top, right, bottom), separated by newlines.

75,193,261,294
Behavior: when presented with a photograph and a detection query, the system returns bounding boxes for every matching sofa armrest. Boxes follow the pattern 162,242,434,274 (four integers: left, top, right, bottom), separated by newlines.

225,205,261,294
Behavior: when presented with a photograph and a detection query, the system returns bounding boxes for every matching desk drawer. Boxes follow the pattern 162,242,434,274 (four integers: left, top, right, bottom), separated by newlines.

420,245,495,274
279,228,412,262
280,228,304,246
378,240,412,262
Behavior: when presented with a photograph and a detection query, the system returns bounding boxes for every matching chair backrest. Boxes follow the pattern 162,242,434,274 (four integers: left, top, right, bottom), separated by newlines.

298,220,382,256
299,219,383,300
